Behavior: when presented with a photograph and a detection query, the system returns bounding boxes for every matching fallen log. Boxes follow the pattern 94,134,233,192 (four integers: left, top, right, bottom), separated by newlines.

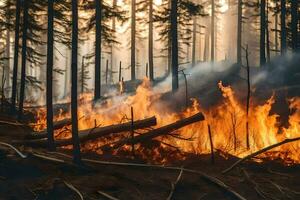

222,136,300,174
102,112,205,151
15,116,157,147
27,118,72,139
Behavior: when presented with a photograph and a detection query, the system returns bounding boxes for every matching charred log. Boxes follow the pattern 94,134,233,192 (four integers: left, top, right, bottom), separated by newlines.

16,116,157,147
102,112,205,151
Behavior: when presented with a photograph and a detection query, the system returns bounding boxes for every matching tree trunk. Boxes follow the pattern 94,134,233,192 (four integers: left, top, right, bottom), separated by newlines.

18,0,29,119
211,0,215,62
46,0,55,151
260,0,266,66
104,112,205,151
291,0,298,51
171,0,178,92
11,0,21,112
266,0,270,64
192,16,197,67
237,0,242,65
131,0,136,81
274,0,279,53
71,0,82,164
148,0,154,81
94,0,102,100
280,0,287,54
5,29,10,95
19,116,157,147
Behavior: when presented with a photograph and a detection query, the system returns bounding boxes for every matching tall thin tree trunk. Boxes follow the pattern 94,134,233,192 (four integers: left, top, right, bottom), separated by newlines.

148,0,154,81
280,0,287,54
266,0,270,64
18,0,29,119
275,0,279,53
171,0,178,92
81,56,85,93
11,0,21,112
94,0,102,100
260,0,266,66
131,0,136,80
192,16,197,67
5,30,10,95
167,0,172,75
291,0,298,51
211,0,215,62
71,0,82,164
46,0,55,151
110,0,117,83
237,0,242,65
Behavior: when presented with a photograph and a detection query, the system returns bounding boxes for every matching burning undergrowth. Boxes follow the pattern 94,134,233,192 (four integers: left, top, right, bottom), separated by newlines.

31,75,300,165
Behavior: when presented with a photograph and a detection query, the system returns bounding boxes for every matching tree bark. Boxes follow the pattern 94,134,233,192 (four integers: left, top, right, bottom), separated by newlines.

131,0,136,81
171,0,178,92
148,0,154,81
260,0,266,66
211,0,215,62
18,0,29,119
18,116,157,147
71,0,82,164
237,0,242,65
46,0,55,150
104,112,205,151
192,16,197,67
280,0,287,54
11,0,21,112
291,0,298,51
94,0,102,100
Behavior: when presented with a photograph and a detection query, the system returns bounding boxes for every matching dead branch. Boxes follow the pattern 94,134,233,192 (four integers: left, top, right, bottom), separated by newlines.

166,168,183,200
27,118,72,139
241,169,270,199
222,137,300,174
28,151,247,200
97,190,120,200
15,116,157,147
102,112,205,151
63,180,84,200
0,142,27,158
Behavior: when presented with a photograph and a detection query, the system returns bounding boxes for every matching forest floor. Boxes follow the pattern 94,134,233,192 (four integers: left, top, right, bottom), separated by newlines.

0,121,300,200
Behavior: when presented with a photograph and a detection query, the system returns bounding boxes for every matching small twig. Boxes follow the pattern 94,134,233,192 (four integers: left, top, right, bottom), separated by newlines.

0,142,27,158
63,180,84,200
166,168,183,200
97,190,120,200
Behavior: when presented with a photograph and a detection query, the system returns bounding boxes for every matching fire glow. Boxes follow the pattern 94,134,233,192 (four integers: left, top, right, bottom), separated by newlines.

33,79,300,164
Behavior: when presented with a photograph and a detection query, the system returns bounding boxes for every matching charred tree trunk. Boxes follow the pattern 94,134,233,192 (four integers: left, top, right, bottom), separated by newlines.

245,45,250,149
131,0,136,81
237,0,242,65
20,116,157,147
211,0,215,62
46,0,55,151
18,0,29,119
171,0,178,92
11,0,21,112
192,16,197,67
291,0,298,51
167,0,172,75
260,0,266,66
148,0,154,81
104,112,205,150
71,0,82,164
94,0,102,100
274,0,279,53
280,0,287,54
266,0,270,64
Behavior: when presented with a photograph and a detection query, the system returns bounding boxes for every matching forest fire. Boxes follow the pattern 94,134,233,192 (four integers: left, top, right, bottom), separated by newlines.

32,79,300,164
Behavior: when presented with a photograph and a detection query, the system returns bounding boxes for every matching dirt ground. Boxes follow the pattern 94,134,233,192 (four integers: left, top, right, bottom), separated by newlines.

0,121,300,200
